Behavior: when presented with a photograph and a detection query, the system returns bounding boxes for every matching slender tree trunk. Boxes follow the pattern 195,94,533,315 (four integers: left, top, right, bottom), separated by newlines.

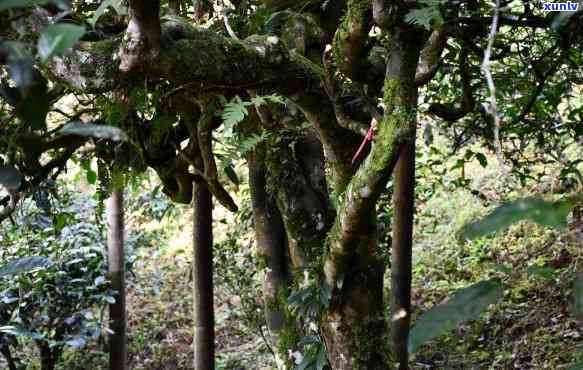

192,181,214,370
168,0,181,15
37,343,60,370
391,140,416,370
248,149,290,367
107,188,127,370
193,0,206,20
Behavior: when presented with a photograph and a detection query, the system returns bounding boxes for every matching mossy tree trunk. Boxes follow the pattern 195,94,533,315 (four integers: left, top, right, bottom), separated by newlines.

248,146,292,368
41,1,433,368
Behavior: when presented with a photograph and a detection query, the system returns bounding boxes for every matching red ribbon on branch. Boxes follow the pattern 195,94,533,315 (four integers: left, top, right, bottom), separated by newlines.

351,118,378,164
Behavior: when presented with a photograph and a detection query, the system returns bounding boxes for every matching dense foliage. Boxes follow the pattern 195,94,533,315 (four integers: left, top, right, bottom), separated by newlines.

0,0,582,369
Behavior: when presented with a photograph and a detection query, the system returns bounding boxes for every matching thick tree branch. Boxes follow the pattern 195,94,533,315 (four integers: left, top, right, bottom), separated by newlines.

49,23,362,195
324,22,423,290
332,0,373,82
415,28,448,87
119,0,161,72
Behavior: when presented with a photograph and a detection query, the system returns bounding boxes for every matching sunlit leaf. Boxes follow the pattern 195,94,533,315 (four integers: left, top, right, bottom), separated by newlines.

409,279,504,353
221,96,248,135
0,256,53,278
89,0,127,27
38,23,86,62
460,197,579,240
94,276,107,286
86,169,97,185
59,122,128,141
296,354,312,370
65,337,86,348
104,295,116,304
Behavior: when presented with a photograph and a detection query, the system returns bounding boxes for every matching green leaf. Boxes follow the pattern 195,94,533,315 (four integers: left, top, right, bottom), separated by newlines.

0,256,53,278
572,274,583,321
38,23,86,62
1,71,50,130
0,166,23,191
315,345,327,370
409,279,503,353
525,266,556,280
460,197,580,240
221,96,248,134
224,165,240,186
89,0,127,27
59,122,128,141
86,169,97,185
567,361,583,370
475,153,488,168
295,354,313,370
404,0,443,30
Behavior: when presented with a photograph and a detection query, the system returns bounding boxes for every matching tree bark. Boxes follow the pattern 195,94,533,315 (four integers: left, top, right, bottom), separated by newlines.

321,241,387,370
248,148,290,360
119,0,161,72
391,141,416,370
192,181,214,370
168,0,182,15
107,188,127,370
37,343,60,370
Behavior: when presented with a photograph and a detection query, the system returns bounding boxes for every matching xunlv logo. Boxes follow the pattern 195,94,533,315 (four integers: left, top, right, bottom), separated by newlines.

540,1,580,11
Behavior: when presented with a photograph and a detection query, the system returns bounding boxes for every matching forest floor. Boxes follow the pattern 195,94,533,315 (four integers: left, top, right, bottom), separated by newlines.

6,146,580,370
120,153,583,369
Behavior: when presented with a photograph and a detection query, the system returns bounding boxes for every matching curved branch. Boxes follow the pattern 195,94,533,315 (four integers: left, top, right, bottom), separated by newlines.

196,101,238,212
323,46,368,136
415,28,448,87
427,46,475,122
